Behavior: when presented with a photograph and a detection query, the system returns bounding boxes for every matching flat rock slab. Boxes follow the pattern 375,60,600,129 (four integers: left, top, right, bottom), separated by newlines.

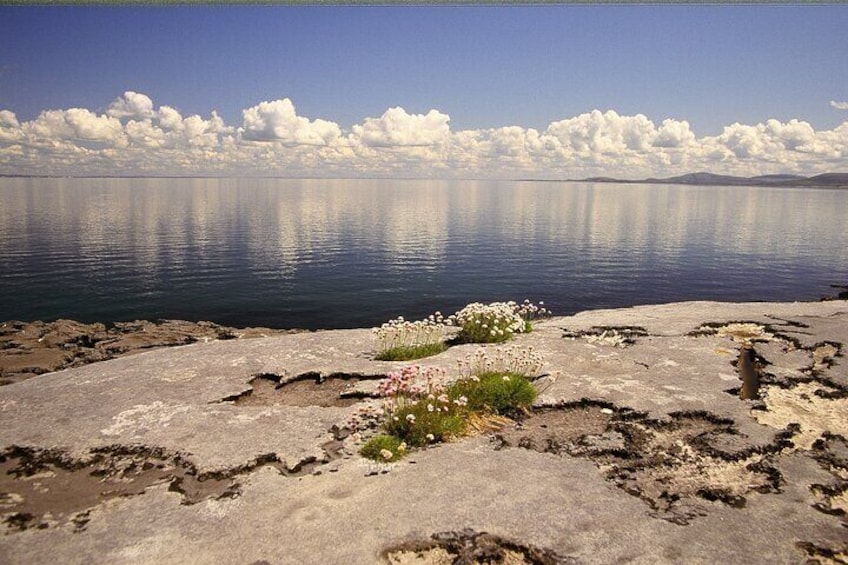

1,301,846,564
0,318,298,386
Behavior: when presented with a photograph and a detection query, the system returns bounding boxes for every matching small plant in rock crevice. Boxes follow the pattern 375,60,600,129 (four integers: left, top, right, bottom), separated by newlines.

376,366,468,448
448,300,549,344
373,314,450,361
352,346,545,462
448,371,537,419
370,299,550,360
359,434,406,462
456,345,544,379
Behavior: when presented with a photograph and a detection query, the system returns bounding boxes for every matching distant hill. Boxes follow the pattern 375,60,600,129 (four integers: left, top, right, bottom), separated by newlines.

576,171,848,189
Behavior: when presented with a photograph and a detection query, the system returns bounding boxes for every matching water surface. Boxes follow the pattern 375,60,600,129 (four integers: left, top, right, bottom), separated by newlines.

1,177,846,329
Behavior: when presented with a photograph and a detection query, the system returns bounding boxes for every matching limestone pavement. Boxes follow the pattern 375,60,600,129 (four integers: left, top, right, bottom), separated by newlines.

0,300,846,564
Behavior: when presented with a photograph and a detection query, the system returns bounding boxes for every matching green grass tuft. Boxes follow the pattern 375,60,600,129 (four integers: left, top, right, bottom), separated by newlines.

360,434,406,462
374,342,448,361
448,372,537,417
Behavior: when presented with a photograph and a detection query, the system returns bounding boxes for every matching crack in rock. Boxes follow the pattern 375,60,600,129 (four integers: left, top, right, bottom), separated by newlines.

0,319,298,386
561,326,648,348
218,372,383,408
689,321,776,342
0,437,348,533
382,528,575,565
495,402,784,524
796,541,848,565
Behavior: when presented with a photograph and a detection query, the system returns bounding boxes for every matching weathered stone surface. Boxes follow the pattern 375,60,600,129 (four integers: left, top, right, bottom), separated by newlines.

0,319,298,386
0,300,845,564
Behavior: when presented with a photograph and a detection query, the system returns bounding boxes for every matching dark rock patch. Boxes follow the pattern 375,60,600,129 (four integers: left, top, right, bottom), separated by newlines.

561,326,648,347
0,319,299,385
382,528,575,564
811,433,848,476
0,438,347,533
796,541,848,564
496,403,782,524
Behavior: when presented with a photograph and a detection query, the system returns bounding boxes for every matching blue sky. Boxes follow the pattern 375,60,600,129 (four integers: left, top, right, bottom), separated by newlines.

1,6,847,178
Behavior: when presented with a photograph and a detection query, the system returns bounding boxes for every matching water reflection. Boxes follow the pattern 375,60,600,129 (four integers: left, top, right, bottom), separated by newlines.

0,177,846,328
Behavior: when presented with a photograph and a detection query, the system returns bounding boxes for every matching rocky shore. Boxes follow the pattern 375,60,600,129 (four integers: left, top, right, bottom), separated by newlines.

0,319,299,385
0,300,846,564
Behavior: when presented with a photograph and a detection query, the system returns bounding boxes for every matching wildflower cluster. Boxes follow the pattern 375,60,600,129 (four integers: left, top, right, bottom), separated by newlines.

514,299,549,322
448,300,549,344
451,346,541,417
358,347,545,462
373,313,450,361
456,345,544,379
378,366,467,448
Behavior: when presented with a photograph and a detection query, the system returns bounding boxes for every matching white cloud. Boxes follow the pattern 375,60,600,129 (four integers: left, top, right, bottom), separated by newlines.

240,99,340,146
654,119,696,148
23,108,125,146
0,110,20,129
544,110,662,155
351,107,450,147
0,110,22,143
108,91,155,120
157,106,184,132
1,91,846,178
830,100,848,110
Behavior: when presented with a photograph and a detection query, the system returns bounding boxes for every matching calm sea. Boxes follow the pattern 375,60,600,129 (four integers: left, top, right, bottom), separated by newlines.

1,177,846,329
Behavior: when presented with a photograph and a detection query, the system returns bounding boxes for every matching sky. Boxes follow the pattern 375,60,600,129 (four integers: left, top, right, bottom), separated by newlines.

0,5,847,179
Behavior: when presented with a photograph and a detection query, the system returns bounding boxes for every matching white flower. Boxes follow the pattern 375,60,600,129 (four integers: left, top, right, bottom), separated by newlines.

380,449,393,460
406,413,416,422
426,434,435,442
427,404,434,412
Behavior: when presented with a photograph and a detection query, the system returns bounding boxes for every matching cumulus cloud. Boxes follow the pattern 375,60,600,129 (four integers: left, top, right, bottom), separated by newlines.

23,108,125,145
240,99,340,146
831,100,848,110
352,107,450,147
545,110,662,154
0,110,20,129
0,110,22,143
107,91,155,120
157,106,184,132
0,91,846,178
654,119,696,148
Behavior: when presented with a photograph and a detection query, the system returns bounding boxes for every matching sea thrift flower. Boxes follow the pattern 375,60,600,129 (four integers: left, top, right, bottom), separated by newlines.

380,449,393,460
457,345,544,379
372,313,451,355
448,300,548,344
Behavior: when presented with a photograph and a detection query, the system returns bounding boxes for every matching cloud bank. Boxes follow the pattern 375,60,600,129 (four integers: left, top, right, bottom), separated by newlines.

1,91,846,178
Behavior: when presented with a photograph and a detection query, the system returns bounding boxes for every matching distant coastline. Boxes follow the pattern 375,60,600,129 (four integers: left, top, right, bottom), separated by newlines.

3,172,847,188
564,171,848,189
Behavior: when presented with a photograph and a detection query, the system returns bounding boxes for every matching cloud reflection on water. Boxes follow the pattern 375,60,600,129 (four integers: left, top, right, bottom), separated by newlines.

0,177,846,327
